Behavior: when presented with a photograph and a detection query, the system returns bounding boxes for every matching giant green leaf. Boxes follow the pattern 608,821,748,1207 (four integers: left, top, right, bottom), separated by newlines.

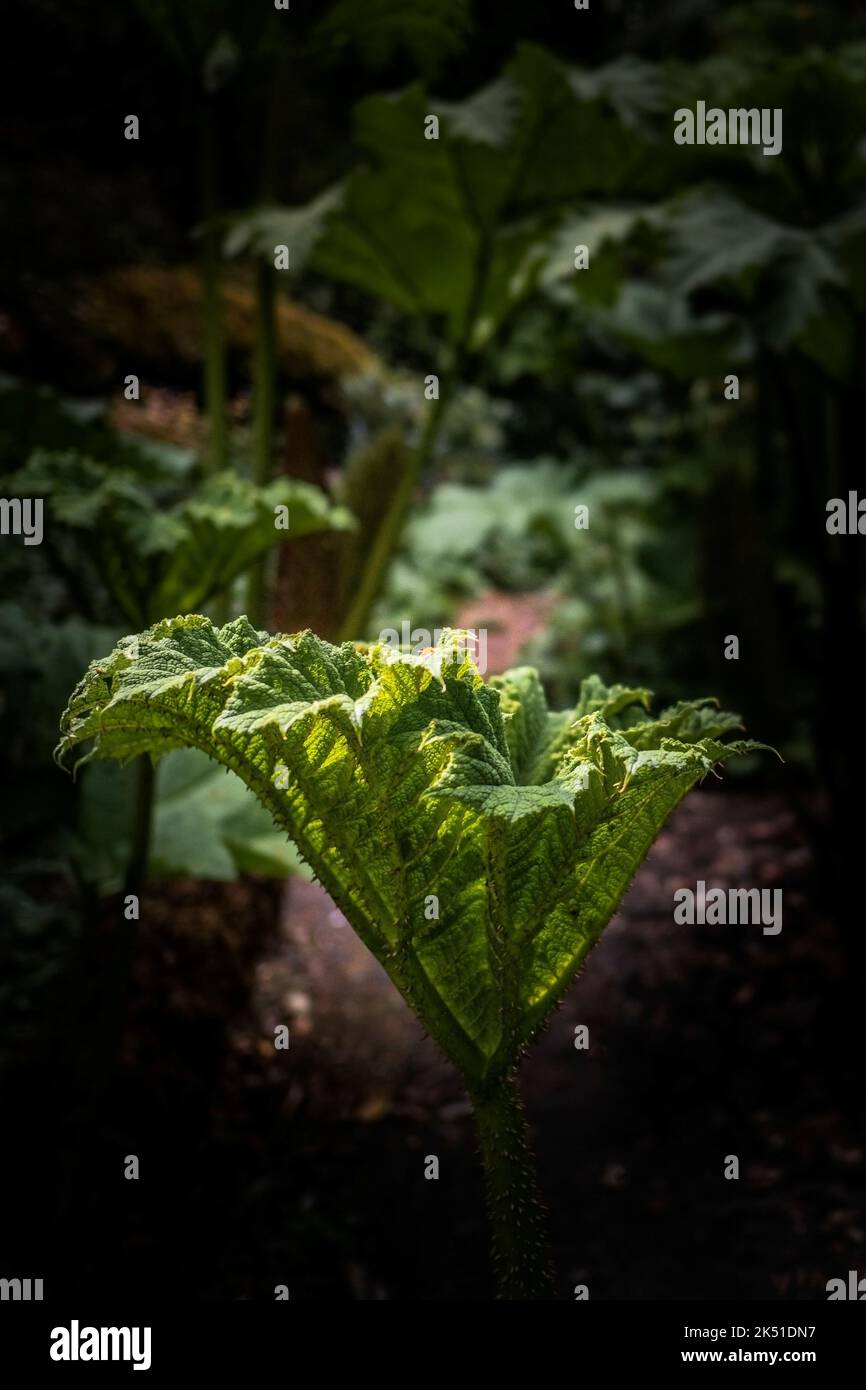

56,616,763,1092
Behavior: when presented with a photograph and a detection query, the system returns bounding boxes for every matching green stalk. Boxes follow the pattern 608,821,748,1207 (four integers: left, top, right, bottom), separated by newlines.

472,1073,555,1300
336,382,451,642
124,755,156,902
335,200,491,643
201,101,228,474
246,258,277,625
335,220,488,644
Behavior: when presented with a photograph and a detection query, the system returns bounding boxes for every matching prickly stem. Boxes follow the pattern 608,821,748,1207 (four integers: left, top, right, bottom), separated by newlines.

471,1072,555,1300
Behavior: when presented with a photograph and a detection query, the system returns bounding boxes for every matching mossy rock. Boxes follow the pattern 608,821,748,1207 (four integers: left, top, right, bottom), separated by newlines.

76,264,375,382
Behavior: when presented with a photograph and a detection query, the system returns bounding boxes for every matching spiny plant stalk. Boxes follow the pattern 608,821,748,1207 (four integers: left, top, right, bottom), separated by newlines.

473,1073,554,1299
56,616,767,1299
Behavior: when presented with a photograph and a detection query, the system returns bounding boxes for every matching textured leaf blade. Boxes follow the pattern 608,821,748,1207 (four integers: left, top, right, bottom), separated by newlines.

56,617,765,1089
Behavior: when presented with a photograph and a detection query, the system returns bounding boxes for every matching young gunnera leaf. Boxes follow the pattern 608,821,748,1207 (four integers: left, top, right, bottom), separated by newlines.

56,616,764,1094
10,452,353,627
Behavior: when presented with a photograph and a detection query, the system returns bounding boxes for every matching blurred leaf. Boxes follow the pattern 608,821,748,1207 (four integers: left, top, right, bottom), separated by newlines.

0,374,196,480
73,748,310,891
600,280,746,378
268,45,667,352
223,185,345,262
566,56,665,133
661,192,845,350
151,749,307,880
9,452,353,626
313,0,473,79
